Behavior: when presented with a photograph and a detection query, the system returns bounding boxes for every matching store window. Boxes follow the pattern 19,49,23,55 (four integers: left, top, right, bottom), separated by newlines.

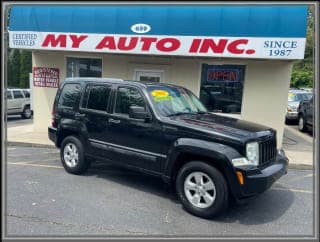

67,57,102,77
199,64,245,114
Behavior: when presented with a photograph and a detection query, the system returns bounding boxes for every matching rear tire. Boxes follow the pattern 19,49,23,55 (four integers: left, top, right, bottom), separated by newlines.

60,135,90,174
175,161,229,219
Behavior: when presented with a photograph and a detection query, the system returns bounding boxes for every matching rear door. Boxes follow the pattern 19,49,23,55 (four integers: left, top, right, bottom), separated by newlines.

7,90,15,114
11,90,25,112
77,83,113,159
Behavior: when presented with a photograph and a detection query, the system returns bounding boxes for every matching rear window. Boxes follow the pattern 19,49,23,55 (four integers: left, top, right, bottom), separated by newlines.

58,83,81,108
7,91,12,99
81,84,111,112
23,90,30,98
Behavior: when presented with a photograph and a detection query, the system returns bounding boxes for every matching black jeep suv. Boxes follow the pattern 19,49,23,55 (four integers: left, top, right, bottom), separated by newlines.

48,78,288,218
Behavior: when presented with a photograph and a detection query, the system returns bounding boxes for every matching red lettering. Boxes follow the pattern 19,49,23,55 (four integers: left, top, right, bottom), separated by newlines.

189,39,202,53
95,36,116,49
118,37,138,50
69,35,87,48
199,39,228,53
227,39,248,54
156,38,180,52
140,37,157,51
42,34,66,47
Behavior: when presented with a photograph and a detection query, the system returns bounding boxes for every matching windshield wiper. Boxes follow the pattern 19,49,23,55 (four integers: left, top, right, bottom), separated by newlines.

166,112,194,117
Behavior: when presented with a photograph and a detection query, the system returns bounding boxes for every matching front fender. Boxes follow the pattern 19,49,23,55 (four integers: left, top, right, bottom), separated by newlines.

163,138,243,188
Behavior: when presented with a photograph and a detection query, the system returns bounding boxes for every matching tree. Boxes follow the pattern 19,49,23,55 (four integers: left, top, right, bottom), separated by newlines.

8,49,21,88
19,50,32,88
290,5,314,88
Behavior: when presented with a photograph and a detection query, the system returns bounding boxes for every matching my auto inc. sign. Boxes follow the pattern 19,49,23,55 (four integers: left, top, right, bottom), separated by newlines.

9,32,305,60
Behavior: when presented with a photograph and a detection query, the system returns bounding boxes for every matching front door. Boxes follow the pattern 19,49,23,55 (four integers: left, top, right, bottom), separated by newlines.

104,85,164,173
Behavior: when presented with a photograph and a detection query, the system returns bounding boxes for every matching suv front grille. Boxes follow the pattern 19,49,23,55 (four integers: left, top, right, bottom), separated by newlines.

259,135,277,165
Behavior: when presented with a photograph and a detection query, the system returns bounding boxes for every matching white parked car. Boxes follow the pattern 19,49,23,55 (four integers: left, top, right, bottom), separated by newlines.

7,88,33,119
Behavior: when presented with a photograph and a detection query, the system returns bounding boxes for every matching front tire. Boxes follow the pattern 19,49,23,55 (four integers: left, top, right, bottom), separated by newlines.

176,161,229,219
21,106,32,119
60,135,90,174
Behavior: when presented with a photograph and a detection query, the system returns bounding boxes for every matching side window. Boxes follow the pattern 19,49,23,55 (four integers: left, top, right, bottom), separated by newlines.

115,87,146,115
23,90,30,98
81,85,111,112
7,91,12,99
13,90,24,99
58,83,81,108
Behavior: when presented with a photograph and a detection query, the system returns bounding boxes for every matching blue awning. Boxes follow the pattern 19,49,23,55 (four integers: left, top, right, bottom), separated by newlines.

9,5,307,38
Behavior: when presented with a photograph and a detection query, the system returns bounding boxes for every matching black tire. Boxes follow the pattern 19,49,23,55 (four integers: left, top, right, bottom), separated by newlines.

60,135,90,174
21,105,32,119
298,114,307,132
175,161,229,219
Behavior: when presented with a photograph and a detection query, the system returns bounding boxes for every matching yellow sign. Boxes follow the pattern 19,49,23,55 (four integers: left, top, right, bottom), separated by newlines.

151,90,169,98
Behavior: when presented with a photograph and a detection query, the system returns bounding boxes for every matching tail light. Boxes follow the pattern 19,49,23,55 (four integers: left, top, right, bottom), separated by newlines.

51,107,57,128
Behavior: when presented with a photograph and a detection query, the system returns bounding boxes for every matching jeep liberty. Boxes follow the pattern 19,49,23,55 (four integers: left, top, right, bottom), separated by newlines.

48,78,288,218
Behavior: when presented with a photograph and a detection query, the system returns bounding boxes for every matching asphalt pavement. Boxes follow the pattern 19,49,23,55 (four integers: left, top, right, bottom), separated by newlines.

5,146,315,238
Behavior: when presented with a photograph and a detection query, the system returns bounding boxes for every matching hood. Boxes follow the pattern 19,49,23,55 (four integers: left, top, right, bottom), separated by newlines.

287,101,300,108
167,113,273,140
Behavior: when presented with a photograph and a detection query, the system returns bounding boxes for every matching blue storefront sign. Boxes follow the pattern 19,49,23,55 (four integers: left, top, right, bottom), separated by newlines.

8,5,308,59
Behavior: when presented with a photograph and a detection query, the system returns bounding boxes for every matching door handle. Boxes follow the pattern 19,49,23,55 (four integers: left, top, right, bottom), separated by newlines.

75,113,86,119
108,118,121,124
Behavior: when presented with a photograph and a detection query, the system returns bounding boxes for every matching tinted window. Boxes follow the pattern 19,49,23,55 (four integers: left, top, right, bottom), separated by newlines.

58,83,81,108
23,90,30,98
7,91,12,99
82,85,111,111
115,87,145,115
13,90,24,99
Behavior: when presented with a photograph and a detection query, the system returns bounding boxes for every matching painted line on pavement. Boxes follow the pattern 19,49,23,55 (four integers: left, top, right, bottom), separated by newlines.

7,152,59,157
272,187,313,194
8,162,63,169
7,158,59,164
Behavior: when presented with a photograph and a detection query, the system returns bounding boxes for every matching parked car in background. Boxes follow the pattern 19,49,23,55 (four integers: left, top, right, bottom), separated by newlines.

285,90,312,124
297,96,313,133
7,88,33,119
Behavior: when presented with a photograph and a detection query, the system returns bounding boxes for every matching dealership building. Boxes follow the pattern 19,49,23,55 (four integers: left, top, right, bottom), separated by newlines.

8,5,308,147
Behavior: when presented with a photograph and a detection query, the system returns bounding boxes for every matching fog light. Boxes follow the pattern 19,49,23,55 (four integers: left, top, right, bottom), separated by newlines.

236,171,244,185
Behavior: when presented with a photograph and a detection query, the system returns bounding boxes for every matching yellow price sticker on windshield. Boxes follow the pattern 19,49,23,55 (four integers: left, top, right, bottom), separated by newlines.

151,90,169,98
288,93,294,97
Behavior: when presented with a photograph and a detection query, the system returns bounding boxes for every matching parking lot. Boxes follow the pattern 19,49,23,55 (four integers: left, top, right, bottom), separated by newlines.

5,145,314,237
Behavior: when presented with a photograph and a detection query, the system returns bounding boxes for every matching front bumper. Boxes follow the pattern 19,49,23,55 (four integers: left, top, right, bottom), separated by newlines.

231,152,288,199
286,111,298,120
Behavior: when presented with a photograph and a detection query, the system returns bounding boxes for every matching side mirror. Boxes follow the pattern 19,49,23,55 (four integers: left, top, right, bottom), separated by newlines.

129,106,151,122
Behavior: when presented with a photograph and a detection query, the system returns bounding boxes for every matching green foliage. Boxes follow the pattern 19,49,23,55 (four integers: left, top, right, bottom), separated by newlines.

7,49,32,88
19,50,32,88
8,49,21,88
291,5,314,88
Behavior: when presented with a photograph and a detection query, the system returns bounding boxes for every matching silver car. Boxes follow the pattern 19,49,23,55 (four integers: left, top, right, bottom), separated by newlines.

285,90,312,124
7,88,33,119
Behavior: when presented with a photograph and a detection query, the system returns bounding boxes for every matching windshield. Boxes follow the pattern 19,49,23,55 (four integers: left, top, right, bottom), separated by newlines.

288,92,313,102
147,85,207,117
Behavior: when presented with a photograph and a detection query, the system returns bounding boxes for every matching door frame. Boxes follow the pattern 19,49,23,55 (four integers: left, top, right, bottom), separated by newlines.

133,69,164,82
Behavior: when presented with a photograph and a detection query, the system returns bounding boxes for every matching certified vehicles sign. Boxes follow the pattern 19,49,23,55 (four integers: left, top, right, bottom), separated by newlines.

8,5,308,60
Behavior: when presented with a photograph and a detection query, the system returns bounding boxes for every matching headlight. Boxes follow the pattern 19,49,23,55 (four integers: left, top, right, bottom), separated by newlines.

246,142,259,166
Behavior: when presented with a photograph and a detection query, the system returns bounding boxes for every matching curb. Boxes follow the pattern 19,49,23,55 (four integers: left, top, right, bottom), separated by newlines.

7,141,55,149
6,141,314,170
